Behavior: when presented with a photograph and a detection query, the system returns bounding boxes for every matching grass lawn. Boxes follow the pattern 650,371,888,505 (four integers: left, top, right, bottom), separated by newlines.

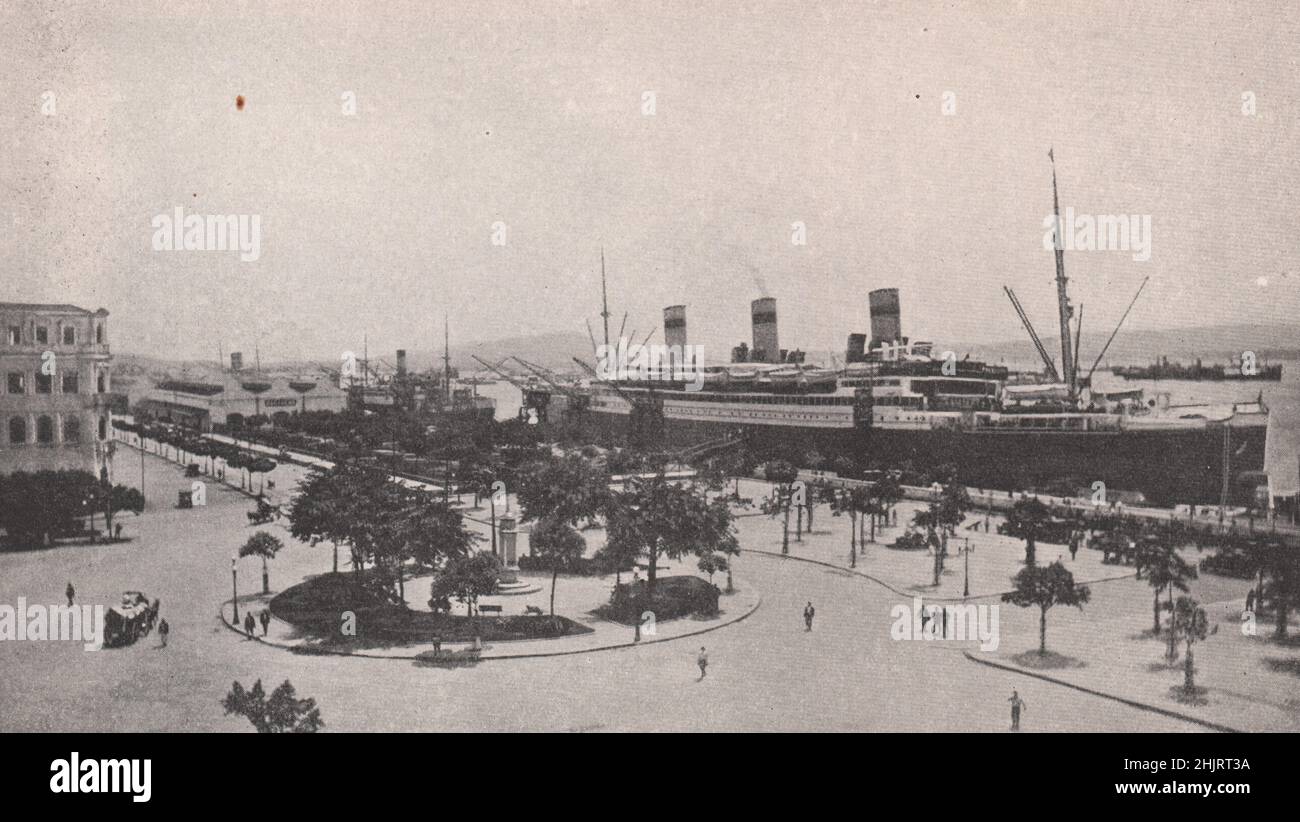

270,571,593,643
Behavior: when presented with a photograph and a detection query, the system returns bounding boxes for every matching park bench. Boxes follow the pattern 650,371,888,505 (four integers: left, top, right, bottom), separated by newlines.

478,604,504,615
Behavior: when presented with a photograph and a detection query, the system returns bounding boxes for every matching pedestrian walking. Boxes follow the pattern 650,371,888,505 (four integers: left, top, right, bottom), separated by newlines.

697,646,709,680
243,611,256,639
1068,532,1079,561
803,601,816,631
158,618,169,647
65,582,75,607
259,609,271,636
114,522,123,540
1008,690,1027,731
1245,588,1256,613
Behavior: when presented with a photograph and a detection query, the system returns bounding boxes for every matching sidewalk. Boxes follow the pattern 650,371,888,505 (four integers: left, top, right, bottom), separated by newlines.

731,477,1300,732
728,478,1133,603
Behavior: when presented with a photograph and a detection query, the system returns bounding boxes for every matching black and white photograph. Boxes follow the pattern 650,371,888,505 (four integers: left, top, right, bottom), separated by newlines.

0,0,1296,780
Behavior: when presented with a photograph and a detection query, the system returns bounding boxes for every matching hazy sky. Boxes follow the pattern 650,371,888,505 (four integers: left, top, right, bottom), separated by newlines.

3,0,1298,364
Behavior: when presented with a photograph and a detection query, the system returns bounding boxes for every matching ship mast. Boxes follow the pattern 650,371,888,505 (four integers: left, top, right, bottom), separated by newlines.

600,247,611,349
1049,148,1077,401
1045,151,1076,400
443,313,452,403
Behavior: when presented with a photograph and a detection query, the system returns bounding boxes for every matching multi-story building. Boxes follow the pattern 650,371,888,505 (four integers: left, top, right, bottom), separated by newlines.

0,303,113,479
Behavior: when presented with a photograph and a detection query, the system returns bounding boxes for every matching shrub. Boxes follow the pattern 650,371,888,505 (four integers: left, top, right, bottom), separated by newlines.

517,551,631,576
890,531,929,551
595,575,720,625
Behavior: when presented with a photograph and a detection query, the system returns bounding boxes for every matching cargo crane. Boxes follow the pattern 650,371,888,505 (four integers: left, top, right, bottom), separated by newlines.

1003,285,1061,383
572,356,664,450
510,357,586,403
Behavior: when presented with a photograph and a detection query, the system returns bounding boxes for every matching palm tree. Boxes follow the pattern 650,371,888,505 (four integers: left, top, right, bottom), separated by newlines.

764,461,798,555
1171,596,1214,694
1140,535,1197,658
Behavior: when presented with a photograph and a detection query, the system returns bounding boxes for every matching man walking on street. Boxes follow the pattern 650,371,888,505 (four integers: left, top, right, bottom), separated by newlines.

65,582,75,607
697,646,709,680
804,601,815,631
259,609,271,636
1008,690,1027,731
243,611,256,639
158,618,169,647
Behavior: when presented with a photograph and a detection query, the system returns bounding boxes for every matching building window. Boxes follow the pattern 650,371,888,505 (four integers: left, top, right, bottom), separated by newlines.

97,371,106,393
62,327,75,345
36,372,53,394
7,372,24,394
8,417,26,444
35,326,48,344
98,417,108,441
7,326,19,345
96,324,104,344
64,417,80,443
62,372,79,394
37,415,54,444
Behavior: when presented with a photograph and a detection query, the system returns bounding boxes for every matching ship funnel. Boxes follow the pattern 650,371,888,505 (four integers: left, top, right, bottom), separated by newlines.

845,333,867,364
663,305,687,349
396,349,407,377
869,288,901,349
230,352,243,372
751,297,779,364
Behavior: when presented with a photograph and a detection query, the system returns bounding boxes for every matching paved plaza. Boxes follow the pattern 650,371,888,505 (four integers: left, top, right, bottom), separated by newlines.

1,447,1295,732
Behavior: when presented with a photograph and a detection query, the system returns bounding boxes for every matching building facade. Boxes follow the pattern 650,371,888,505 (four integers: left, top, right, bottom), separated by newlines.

138,373,347,431
0,303,114,478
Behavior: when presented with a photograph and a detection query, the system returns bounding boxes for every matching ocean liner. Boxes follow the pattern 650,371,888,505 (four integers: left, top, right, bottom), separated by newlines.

550,157,1270,506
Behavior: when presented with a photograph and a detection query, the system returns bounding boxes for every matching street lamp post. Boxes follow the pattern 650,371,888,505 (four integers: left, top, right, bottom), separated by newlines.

963,537,973,598
231,556,239,624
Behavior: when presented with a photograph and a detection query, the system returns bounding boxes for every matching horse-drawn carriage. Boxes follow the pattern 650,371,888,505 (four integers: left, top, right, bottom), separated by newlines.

102,591,159,648
247,497,280,524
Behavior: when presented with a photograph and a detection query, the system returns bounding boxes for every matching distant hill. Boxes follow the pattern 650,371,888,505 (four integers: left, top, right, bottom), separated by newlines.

950,323,1300,372
115,323,1299,381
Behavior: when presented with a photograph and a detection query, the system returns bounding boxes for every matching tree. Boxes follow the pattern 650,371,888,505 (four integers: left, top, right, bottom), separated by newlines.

698,552,729,587
599,498,645,590
1002,560,1091,655
1139,535,1197,656
831,487,871,567
430,551,502,620
764,460,798,554
0,470,100,547
871,473,905,541
516,453,610,529
240,530,284,595
1262,541,1300,639
389,495,479,602
1003,496,1052,566
222,679,323,733
607,471,738,600
97,484,144,535
286,466,347,573
1170,596,1214,694
529,516,586,623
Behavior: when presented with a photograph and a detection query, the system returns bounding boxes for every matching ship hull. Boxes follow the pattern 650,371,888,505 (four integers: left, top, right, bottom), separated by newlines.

581,409,1267,506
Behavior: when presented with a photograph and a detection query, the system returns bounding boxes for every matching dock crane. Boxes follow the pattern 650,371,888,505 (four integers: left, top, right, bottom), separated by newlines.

510,357,585,402
469,355,531,393
572,356,664,450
